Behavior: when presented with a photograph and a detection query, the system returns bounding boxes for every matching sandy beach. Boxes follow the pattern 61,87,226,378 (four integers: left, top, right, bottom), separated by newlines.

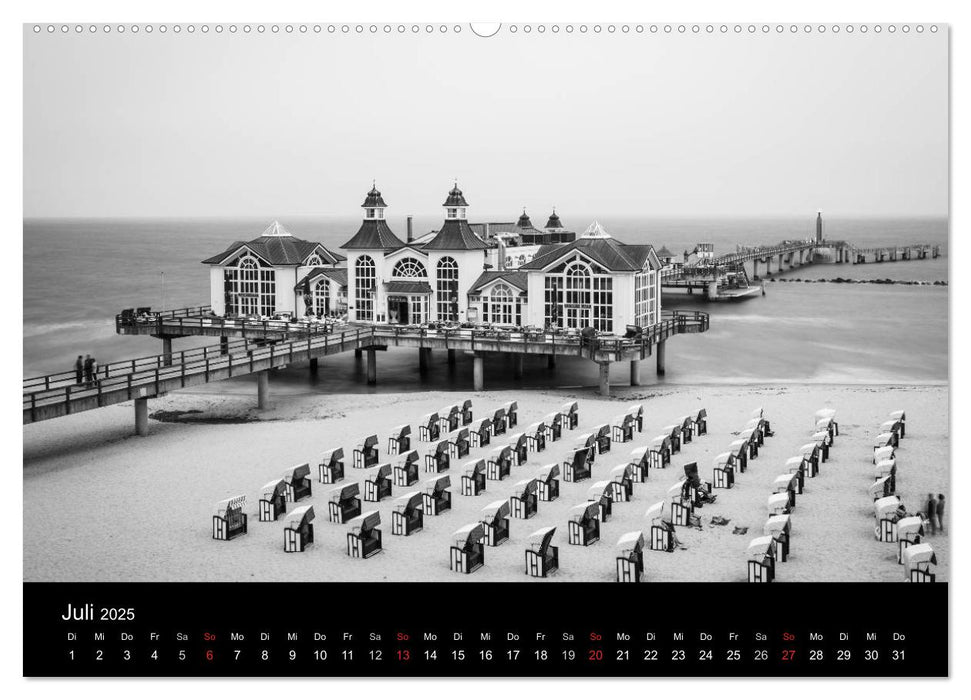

23,380,949,583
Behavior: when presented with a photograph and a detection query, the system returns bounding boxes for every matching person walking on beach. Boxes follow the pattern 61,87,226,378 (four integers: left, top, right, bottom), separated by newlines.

83,354,94,387
925,494,938,535
936,495,946,534
74,355,84,385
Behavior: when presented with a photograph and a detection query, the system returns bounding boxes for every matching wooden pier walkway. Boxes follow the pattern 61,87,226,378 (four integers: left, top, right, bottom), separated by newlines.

24,309,709,430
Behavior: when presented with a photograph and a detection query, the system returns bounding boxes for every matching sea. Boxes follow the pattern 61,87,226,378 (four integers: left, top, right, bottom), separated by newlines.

22,216,949,390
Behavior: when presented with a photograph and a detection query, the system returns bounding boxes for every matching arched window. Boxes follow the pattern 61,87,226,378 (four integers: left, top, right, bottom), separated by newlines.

355,255,376,322
225,254,275,317
436,257,459,322
489,283,520,326
544,256,613,332
314,279,330,317
392,257,427,278
305,254,324,268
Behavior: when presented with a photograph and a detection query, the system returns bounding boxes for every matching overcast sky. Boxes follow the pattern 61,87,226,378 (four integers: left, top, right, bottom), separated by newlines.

23,26,948,219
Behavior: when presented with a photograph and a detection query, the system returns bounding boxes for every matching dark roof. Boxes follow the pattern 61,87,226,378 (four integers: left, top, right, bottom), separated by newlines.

517,211,533,228
443,184,469,207
341,219,406,251
422,219,490,250
468,271,529,295
656,246,674,259
202,222,342,266
385,281,433,295
519,237,656,272
361,185,388,208
296,267,348,290
545,210,564,229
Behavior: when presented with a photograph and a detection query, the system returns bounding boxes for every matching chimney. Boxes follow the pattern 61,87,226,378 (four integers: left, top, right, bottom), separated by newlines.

407,216,414,243
497,238,506,271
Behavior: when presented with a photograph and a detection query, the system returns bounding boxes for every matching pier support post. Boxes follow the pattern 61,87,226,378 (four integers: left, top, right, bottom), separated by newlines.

220,336,229,355
598,362,611,397
513,354,524,379
656,340,667,376
707,280,718,298
257,370,269,410
354,348,363,359
447,349,457,367
473,353,484,392
752,260,759,278
161,337,173,366
547,354,556,369
134,397,149,437
309,357,319,375
366,349,377,385
630,359,641,386
419,348,431,375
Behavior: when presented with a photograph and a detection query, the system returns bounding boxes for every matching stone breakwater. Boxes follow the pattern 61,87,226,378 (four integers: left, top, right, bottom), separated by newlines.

768,277,947,286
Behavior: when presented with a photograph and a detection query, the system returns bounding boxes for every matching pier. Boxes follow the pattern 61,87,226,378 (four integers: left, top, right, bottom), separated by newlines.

23,308,708,432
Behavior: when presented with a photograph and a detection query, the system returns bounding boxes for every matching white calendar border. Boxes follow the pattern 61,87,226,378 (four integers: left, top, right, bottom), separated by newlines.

3,0,964,695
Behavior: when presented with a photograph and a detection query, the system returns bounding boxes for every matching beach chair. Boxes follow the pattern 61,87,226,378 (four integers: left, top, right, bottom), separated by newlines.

353,434,379,469
448,428,471,460
681,462,712,509
363,464,393,502
874,496,903,542
318,447,345,484
873,445,896,466
346,511,382,559
391,492,424,536
747,535,777,583
461,399,474,426
662,424,683,454
419,413,441,442
612,414,634,444
767,492,791,517
502,401,519,429
509,478,539,519
809,432,830,462
460,459,487,496
560,401,580,430
874,432,897,452
509,433,529,466
283,505,315,552
471,418,492,449
387,424,412,455
627,404,645,433
212,495,248,541
450,523,486,574
283,463,312,502
798,443,820,477
743,419,765,448
588,480,615,522
480,500,511,546
440,405,460,433
763,514,791,563
609,464,634,502
815,418,836,445
785,456,806,493
902,542,936,583
888,410,906,439
870,475,895,501
712,452,736,489
814,408,838,437
726,440,747,474
896,516,925,564
645,501,675,552
881,419,904,444
491,407,508,436
536,464,560,501
628,447,650,483
486,445,513,481
678,415,694,444
425,440,451,473
393,450,421,487
568,502,601,546
258,479,288,522
327,483,362,524
616,531,646,583
423,474,452,516
525,422,547,453
575,432,596,458
773,473,798,510
692,408,708,436
563,447,593,483
544,412,563,442
650,435,672,470
525,526,559,577
594,424,612,455
737,429,759,459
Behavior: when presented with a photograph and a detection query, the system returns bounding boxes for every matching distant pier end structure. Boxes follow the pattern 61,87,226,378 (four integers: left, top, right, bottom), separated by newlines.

24,183,713,432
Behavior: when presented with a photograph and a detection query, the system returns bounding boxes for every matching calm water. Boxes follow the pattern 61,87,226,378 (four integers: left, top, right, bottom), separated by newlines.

23,216,948,386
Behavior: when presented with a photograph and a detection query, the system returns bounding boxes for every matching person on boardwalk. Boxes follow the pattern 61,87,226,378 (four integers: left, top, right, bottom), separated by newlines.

925,494,938,535
90,357,99,386
936,494,945,534
83,354,94,387
74,355,84,385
